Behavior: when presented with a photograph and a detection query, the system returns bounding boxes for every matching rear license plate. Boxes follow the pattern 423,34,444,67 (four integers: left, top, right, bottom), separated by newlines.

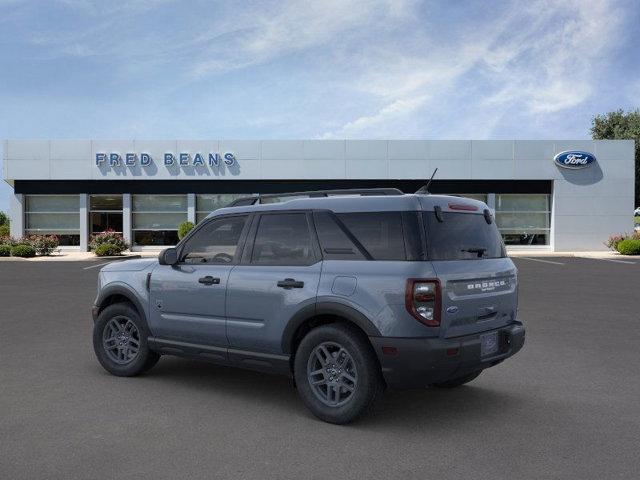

480,332,499,357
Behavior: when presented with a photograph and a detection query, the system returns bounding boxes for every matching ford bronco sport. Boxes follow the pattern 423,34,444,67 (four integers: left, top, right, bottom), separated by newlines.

92,188,525,424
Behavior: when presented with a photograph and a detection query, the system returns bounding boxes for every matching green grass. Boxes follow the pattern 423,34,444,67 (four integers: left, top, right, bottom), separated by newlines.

635,216,640,224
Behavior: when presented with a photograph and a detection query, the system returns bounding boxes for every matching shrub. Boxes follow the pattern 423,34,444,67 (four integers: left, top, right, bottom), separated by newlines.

604,234,627,251
26,234,59,256
0,211,8,226
178,221,195,240
616,238,640,255
0,224,9,237
94,243,126,257
90,229,129,252
0,244,10,256
10,244,36,258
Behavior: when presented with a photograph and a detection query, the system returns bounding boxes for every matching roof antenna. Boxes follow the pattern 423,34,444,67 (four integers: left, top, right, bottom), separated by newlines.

415,168,438,195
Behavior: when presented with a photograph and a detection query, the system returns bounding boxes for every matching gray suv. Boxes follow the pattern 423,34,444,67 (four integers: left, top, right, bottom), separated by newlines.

92,189,525,424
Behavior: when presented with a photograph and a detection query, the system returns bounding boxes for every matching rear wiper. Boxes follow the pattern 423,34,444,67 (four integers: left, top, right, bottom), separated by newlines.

461,247,486,258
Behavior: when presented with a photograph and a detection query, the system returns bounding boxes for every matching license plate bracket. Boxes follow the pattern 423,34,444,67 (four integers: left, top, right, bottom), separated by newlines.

480,331,499,357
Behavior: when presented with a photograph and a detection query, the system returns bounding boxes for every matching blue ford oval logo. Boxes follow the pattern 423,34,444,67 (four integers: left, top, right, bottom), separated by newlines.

554,150,595,169
446,306,459,314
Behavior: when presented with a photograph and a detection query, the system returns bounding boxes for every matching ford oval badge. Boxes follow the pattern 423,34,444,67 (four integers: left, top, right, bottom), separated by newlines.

554,150,595,169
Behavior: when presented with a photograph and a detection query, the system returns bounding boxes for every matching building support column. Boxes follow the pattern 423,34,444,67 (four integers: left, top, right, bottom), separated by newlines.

486,193,496,212
10,193,24,239
79,194,89,251
123,194,132,247
187,193,196,224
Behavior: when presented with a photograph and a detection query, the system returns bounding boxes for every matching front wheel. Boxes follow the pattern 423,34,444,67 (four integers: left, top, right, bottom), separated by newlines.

294,323,383,424
93,303,160,377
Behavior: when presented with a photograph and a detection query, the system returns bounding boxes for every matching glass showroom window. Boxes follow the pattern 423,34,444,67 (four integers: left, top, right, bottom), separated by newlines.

132,195,187,246
90,195,123,235
196,194,245,223
25,195,80,246
495,194,551,246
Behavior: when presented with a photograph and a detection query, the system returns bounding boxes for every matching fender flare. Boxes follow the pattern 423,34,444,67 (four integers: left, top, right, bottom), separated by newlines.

281,301,381,354
94,284,147,323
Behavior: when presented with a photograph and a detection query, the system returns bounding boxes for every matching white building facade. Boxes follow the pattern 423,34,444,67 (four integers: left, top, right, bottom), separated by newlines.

2,139,635,251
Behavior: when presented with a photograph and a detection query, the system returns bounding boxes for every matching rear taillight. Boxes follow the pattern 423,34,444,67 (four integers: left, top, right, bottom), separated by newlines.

405,279,441,327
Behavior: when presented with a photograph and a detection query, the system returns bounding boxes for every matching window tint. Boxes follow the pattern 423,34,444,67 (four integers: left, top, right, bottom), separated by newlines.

252,213,315,265
181,215,248,264
424,212,505,260
336,212,406,261
313,211,365,260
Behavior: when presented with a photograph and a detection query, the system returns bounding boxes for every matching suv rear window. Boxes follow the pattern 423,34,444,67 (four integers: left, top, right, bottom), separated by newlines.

424,211,505,260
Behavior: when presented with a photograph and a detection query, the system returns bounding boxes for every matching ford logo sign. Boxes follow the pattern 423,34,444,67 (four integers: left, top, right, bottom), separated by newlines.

554,150,595,169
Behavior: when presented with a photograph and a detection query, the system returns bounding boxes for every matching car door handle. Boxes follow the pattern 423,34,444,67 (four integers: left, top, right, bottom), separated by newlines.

198,276,220,285
277,278,304,289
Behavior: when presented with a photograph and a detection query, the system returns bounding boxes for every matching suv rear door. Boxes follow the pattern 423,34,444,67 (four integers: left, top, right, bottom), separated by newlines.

423,208,518,338
226,211,322,356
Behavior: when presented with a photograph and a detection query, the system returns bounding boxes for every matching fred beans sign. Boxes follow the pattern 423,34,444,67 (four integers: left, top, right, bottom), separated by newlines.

95,152,236,168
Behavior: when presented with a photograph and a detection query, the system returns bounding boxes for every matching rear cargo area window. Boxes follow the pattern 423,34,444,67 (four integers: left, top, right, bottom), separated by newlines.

424,212,505,260
337,212,406,261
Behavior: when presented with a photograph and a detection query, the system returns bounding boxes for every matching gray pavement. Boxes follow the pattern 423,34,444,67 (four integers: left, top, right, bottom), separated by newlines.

0,257,639,479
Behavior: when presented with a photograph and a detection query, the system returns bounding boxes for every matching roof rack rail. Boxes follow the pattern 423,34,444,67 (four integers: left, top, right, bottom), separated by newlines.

226,188,404,207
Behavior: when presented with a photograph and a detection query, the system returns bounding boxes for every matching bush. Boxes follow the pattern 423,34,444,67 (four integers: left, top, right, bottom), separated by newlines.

604,234,627,251
90,229,129,252
10,244,36,258
616,238,640,255
0,244,10,256
0,224,9,237
0,211,8,226
178,221,195,240
94,243,126,257
25,234,59,256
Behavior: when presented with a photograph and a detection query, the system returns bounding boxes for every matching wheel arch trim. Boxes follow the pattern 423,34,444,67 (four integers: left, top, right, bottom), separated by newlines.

281,301,381,354
94,283,148,324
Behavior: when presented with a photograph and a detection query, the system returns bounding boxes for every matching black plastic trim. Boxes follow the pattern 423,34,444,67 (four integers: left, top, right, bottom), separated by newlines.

281,302,382,354
94,285,147,324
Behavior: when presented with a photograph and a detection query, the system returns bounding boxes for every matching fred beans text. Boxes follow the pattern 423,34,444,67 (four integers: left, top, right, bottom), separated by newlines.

95,152,236,167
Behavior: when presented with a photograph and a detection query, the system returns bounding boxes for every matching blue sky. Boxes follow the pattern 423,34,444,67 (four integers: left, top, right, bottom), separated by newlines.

1,0,639,212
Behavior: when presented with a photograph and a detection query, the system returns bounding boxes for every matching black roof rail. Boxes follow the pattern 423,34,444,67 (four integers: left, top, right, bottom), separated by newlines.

226,188,404,207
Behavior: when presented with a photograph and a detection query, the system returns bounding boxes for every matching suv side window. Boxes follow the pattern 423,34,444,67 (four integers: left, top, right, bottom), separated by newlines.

251,213,316,266
313,211,366,260
180,215,248,264
336,212,406,261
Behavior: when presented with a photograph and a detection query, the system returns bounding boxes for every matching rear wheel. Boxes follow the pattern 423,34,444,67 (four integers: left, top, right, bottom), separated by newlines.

432,370,483,388
93,303,160,377
294,323,383,424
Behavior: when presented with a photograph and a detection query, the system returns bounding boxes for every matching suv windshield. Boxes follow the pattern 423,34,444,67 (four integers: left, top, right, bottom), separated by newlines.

424,211,505,260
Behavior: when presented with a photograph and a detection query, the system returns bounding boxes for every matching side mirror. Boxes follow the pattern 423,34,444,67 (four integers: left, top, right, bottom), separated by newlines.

158,247,178,266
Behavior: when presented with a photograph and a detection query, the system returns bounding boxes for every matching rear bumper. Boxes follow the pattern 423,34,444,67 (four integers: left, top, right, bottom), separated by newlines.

369,322,525,390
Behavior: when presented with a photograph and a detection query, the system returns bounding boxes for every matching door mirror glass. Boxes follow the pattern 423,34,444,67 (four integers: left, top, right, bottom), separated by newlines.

159,247,178,266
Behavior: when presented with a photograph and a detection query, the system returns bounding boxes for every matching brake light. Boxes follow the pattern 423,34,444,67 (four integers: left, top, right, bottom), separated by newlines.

405,279,441,327
448,203,478,211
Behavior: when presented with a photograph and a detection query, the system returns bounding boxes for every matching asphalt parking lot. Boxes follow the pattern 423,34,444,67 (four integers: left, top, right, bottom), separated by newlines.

1,257,639,479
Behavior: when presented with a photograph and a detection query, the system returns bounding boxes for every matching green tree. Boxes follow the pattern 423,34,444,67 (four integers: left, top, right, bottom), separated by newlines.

590,109,640,206
0,211,9,226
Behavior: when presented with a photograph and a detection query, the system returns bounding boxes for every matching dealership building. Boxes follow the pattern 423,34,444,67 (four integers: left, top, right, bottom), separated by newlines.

2,139,635,252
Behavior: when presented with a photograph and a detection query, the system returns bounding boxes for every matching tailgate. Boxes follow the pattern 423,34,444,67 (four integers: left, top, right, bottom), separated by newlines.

431,258,518,338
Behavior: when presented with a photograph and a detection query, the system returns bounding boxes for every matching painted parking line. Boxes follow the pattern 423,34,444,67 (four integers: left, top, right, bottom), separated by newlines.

82,261,114,270
587,257,636,265
516,257,566,265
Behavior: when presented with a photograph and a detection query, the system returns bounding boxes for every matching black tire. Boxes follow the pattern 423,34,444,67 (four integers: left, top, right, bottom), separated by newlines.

294,323,383,424
93,302,160,377
432,370,483,388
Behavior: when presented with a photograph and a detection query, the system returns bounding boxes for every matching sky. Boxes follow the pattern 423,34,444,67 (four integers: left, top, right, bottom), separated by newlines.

1,0,639,212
